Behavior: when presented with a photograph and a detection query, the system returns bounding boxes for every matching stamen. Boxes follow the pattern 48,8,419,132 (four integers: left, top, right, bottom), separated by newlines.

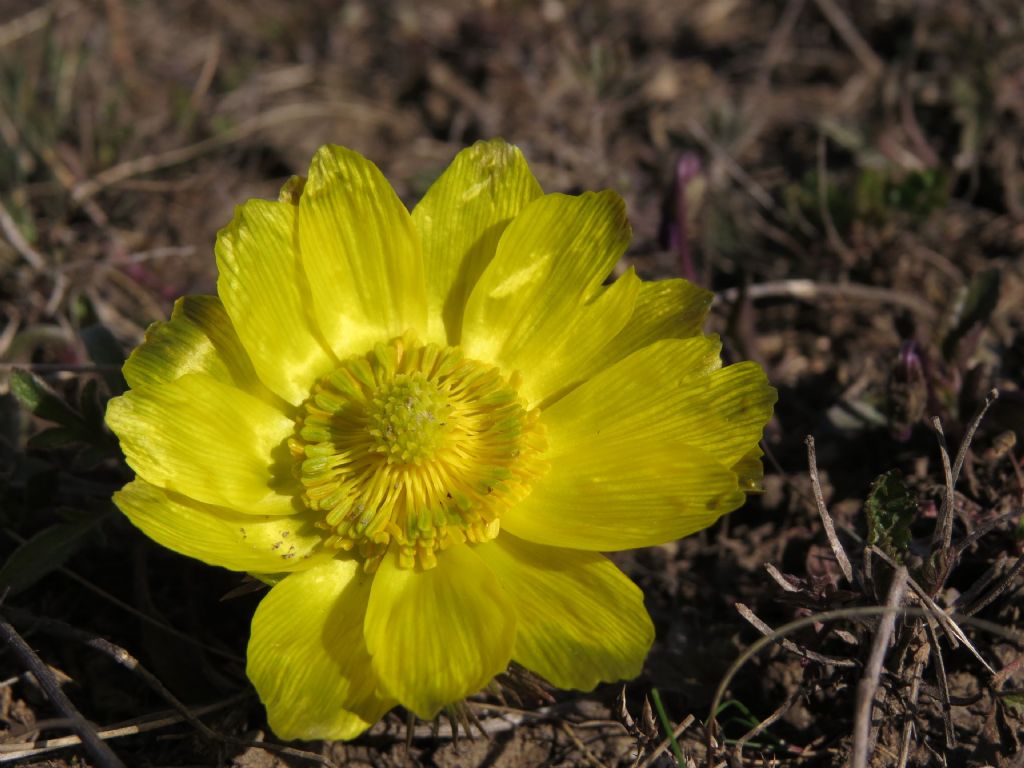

291,333,547,570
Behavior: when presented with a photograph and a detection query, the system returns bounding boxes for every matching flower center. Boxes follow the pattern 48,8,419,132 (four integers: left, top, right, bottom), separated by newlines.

367,372,451,465
290,334,547,571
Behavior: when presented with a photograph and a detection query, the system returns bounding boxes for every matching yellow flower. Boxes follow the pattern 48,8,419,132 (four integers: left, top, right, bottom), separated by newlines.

105,140,776,741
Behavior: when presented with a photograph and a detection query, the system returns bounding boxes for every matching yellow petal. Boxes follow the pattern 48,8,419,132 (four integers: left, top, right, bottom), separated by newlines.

485,535,653,690
247,559,395,741
461,191,635,406
411,139,542,345
732,445,766,493
105,374,298,515
502,431,744,550
364,544,515,718
501,337,775,550
585,278,713,376
216,197,336,405
543,337,776,468
123,295,265,395
115,480,326,572
299,145,427,359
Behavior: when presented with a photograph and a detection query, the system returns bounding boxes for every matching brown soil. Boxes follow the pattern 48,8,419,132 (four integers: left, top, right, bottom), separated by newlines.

1,1,1023,766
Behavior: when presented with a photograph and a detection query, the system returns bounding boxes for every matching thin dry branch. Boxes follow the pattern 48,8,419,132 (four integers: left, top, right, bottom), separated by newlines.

5,608,332,766
952,389,999,489
923,620,956,748
1,528,244,664
0,1,64,49
929,393,997,560
736,602,859,668
962,554,1024,616
7,609,225,741
738,0,809,157
852,566,908,768
897,643,930,768
930,416,956,554
805,435,854,582
0,199,45,271
718,280,938,322
732,685,803,761
0,698,244,763
869,546,996,674
764,562,801,592
682,116,775,210
817,136,857,263
811,0,885,75
636,714,696,768
559,721,609,768
71,101,394,203
0,612,125,768
953,511,1018,560
705,605,1014,768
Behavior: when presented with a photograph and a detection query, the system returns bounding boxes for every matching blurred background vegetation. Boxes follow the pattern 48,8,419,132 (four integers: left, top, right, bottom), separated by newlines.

1,1,1023,765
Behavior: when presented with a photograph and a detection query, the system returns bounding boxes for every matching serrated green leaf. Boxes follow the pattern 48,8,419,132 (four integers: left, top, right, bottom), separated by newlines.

0,517,102,593
866,470,917,560
9,369,86,428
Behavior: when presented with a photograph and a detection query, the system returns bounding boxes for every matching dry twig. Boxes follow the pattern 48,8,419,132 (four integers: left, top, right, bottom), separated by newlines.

764,562,801,592
682,116,774,210
869,546,995,675
731,685,803,762
736,602,859,668
953,389,1000,485
806,435,854,582
811,0,884,75
851,566,908,768
1,528,244,664
931,416,957,554
816,136,857,263
636,714,695,768
961,554,1024,616
0,698,243,763
0,199,45,271
922,620,956,748
717,280,939,322
71,101,392,203
3,608,334,766
0,612,125,768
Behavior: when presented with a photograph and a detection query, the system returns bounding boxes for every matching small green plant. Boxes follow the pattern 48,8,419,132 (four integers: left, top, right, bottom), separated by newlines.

864,470,916,561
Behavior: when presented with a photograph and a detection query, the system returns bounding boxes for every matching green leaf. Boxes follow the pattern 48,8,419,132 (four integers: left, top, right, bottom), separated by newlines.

72,443,115,472
0,516,103,593
887,168,948,217
81,323,126,395
0,394,21,484
9,369,86,428
27,425,86,449
249,572,288,587
865,470,917,559
1003,692,1024,716
79,378,104,429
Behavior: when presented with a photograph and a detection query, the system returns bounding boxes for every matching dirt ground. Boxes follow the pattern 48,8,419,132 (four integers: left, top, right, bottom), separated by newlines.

1,1,1023,766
